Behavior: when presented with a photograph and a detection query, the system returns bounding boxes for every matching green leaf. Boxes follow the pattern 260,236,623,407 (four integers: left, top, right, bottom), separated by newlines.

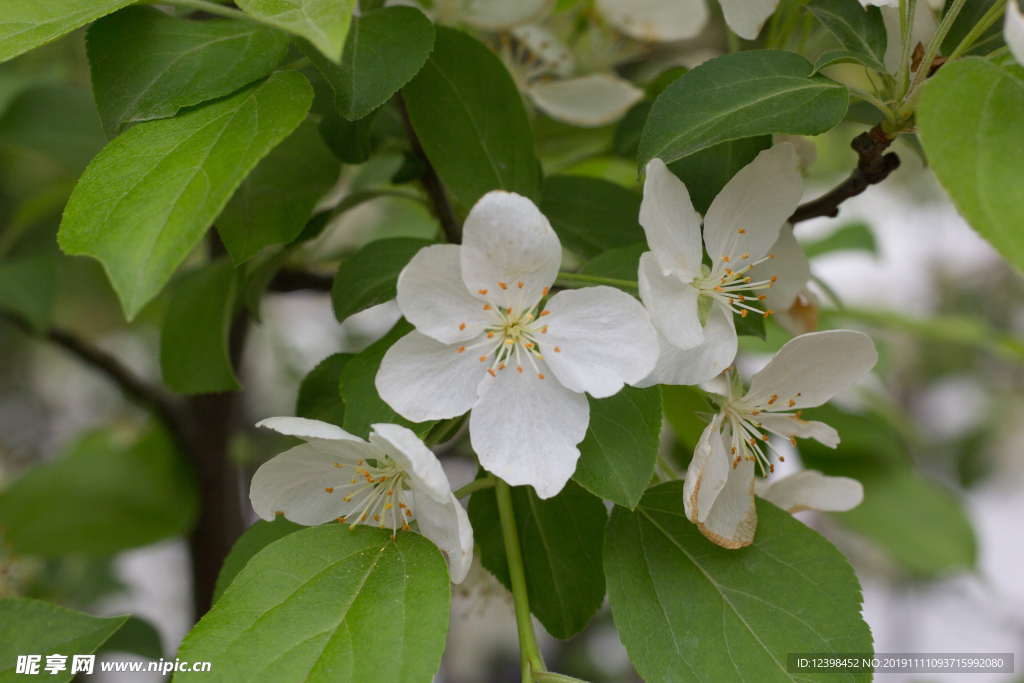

296,353,352,427
734,306,767,339
802,222,877,257
637,50,848,171
917,58,1024,272
942,0,1005,57
812,49,888,75
574,386,661,509
667,135,772,215
0,84,106,172
86,6,290,137
212,516,304,605
0,427,198,557
403,26,542,208
216,121,340,264
176,525,450,683
468,480,608,639
612,99,653,158
331,237,433,324
805,0,888,73
0,0,135,64
540,176,644,259
304,6,435,120
662,385,711,470
0,256,57,333
97,615,164,659
236,0,357,63
160,259,241,394
577,242,646,293
58,71,313,320
604,482,873,683
340,319,436,439
319,109,375,163
0,598,128,682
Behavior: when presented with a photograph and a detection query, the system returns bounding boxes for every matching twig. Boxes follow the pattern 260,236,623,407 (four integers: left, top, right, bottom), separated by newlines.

789,124,900,224
268,268,333,293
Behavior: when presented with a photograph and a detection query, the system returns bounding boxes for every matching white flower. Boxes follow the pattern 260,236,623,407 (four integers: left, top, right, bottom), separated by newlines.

684,330,877,548
635,143,804,387
249,417,474,583
1007,0,1024,65
391,0,555,30
754,469,864,513
879,2,939,73
595,0,710,42
376,191,659,499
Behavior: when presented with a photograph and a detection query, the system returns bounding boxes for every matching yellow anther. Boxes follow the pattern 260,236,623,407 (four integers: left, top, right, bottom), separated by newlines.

499,282,508,290
333,462,343,468
517,282,524,289
542,287,549,295
488,369,496,377
723,255,730,262
325,487,334,493
741,253,750,259
738,229,746,234
554,346,560,352
479,289,488,295
457,346,465,353
459,322,466,331
538,373,545,379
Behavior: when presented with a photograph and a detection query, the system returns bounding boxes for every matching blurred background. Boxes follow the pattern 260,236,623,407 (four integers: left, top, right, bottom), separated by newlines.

1,2,1022,681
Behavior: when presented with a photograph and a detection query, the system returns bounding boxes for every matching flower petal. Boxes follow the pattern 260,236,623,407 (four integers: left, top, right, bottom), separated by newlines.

757,470,863,513
256,416,363,443
370,423,452,503
528,73,645,127
377,331,486,422
639,158,703,282
542,285,659,398
511,24,575,76
748,223,811,312
639,302,737,387
414,489,475,584
461,191,561,310
881,3,938,72
638,251,703,351
249,444,370,525
595,0,709,42
461,0,555,30
697,458,757,548
470,365,589,499
1007,0,1024,66
744,330,877,410
755,413,840,448
397,244,493,344
719,0,780,39
702,143,803,274
683,414,729,524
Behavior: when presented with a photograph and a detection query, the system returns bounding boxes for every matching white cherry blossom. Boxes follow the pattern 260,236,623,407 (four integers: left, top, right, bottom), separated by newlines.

249,417,474,583
376,191,659,499
1007,0,1024,65
755,469,864,514
684,330,877,548
635,143,804,387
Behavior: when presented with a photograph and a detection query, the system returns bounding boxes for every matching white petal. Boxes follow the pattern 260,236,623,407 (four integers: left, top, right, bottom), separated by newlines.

639,158,703,282
697,458,757,548
461,0,554,29
249,444,369,525
370,423,452,503
596,0,710,42
1007,0,1024,66
683,414,729,524
470,365,589,499
256,416,363,443
719,0,780,39
460,191,561,310
511,24,575,76
758,470,863,513
703,144,803,275
542,286,659,398
638,251,703,351
376,330,486,423
774,134,817,172
881,3,939,73
640,302,737,387
744,330,878,410
528,74,645,127
396,244,493,344
414,489,475,583
755,413,840,448
748,224,811,312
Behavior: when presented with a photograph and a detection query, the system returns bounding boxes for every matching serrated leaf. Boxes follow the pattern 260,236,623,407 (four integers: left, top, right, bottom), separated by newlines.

86,6,290,137
403,26,541,208
942,0,1005,57
468,480,608,639
0,598,128,682
319,109,375,162
216,120,340,264
917,58,1024,273
160,259,241,394
295,353,352,428
236,0,357,63
638,51,848,171
805,0,888,73
304,6,435,120
97,615,164,660
0,0,135,64
331,238,433,324
540,175,644,259
0,256,57,333
175,525,450,683
604,483,873,683
0,427,197,557
802,222,877,257
574,386,661,509
212,516,304,605
0,84,106,172
58,71,313,320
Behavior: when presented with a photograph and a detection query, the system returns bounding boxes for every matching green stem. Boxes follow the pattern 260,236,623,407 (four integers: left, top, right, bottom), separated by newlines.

555,272,638,290
727,25,742,53
946,0,1008,61
847,87,897,125
657,453,679,481
495,479,544,682
424,414,466,447
535,673,591,683
452,476,495,499
896,0,918,98
906,0,968,95
140,0,264,23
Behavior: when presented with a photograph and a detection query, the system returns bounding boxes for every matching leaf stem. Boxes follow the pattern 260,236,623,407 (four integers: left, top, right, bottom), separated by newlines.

535,673,591,683
140,0,265,24
847,87,897,125
495,478,545,682
896,0,919,98
945,0,1008,61
555,272,639,289
657,454,679,480
905,0,968,98
453,475,495,499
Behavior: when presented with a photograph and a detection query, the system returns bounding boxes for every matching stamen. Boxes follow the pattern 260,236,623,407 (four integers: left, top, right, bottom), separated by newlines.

517,282,523,289
488,369,496,377
457,346,465,353
741,253,750,259
326,487,333,493
538,373,544,379
459,322,466,330
333,462,343,468
540,310,550,316
554,346,560,352
542,287,549,295
738,229,746,234
723,255,730,262
484,304,491,310
499,282,508,290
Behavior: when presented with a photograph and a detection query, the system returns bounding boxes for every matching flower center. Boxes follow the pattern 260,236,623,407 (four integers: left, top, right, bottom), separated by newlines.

694,241,779,321
719,371,805,478
329,456,413,540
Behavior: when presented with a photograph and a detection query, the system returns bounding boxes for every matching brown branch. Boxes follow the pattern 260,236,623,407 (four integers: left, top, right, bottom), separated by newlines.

268,268,333,293
789,124,901,225
395,91,462,244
